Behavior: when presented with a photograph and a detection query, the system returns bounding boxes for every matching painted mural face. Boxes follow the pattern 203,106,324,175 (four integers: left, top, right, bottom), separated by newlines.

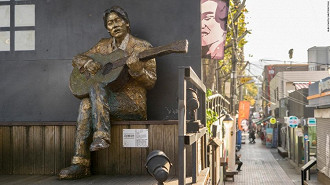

106,12,129,39
201,1,224,46
201,0,228,59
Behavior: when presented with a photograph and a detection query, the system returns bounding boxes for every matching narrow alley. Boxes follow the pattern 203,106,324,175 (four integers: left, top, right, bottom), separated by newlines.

225,134,320,185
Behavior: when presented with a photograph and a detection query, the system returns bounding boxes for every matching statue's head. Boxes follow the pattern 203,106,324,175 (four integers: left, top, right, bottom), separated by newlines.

103,6,131,38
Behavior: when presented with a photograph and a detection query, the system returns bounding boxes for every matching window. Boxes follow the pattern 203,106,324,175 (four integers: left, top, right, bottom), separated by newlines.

0,0,35,51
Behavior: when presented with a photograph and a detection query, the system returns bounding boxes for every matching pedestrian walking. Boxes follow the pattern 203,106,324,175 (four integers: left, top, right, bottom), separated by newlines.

249,129,256,144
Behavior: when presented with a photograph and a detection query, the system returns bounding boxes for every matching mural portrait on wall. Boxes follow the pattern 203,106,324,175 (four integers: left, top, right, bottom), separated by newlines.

201,0,229,60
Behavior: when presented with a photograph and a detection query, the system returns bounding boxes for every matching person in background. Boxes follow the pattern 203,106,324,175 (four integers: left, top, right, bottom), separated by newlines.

249,124,256,144
236,149,243,171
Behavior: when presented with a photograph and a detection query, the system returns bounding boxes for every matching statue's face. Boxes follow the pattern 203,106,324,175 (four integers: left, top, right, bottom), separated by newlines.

106,12,129,39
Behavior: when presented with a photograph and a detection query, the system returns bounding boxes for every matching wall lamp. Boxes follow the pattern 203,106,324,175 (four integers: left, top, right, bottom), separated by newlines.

146,150,172,185
223,114,234,129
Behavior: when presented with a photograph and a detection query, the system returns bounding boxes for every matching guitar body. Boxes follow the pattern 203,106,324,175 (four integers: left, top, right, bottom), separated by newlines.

69,49,129,99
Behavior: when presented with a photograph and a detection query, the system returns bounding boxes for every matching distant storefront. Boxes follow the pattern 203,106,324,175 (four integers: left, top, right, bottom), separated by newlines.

307,77,330,184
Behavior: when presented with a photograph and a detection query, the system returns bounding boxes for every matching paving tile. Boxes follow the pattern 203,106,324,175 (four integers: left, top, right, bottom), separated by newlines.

226,134,295,185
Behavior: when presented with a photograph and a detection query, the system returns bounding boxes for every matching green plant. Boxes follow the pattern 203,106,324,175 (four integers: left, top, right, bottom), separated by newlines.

206,108,218,136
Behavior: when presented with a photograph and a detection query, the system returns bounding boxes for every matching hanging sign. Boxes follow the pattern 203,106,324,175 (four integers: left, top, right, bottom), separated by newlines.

201,0,229,60
270,117,277,124
238,100,250,130
288,116,299,128
307,118,316,126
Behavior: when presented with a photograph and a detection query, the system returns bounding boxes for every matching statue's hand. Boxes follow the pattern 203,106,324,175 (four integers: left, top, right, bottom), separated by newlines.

85,60,102,75
72,55,92,72
126,54,142,71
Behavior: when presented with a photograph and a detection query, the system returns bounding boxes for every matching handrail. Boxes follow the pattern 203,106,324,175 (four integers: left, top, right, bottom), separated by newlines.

301,158,317,185
207,93,230,120
207,94,230,104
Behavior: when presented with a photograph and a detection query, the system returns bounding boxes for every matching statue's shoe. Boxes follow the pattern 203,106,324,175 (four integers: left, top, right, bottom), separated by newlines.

89,138,110,151
58,164,90,180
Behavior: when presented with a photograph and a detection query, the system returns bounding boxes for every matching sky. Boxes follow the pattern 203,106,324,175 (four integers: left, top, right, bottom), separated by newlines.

244,0,330,77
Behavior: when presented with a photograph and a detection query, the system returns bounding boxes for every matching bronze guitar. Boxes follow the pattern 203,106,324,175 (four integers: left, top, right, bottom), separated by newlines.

69,40,188,99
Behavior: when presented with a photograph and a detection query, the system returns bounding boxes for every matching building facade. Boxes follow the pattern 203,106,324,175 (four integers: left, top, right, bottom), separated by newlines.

262,64,308,116
307,77,330,184
308,46,330,71
269,71,329,115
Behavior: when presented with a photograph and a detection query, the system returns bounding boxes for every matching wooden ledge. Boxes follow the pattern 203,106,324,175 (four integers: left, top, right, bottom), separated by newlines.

226,171,238,176
113,120,178,125
192,167,209,185
0,120,179,126
184,127,207,145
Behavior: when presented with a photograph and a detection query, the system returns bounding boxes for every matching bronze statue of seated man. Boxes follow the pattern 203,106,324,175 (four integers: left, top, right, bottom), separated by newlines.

59,6,156,179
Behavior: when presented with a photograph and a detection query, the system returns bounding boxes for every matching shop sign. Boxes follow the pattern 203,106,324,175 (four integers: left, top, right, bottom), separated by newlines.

266,128,273,148
295,128,304,137
288,116,299,128
307,117,316,126
240,77,252,84
304,134,309,141
270,117,276,124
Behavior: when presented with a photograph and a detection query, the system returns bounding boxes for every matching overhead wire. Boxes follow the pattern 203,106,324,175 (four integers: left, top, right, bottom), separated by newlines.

248,62,315,99
234,60,313,107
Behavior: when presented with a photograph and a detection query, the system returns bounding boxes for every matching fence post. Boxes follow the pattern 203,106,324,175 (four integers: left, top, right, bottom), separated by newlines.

178,67,187,185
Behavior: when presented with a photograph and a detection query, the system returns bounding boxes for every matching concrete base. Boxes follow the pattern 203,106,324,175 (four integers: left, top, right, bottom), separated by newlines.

278,147,288,158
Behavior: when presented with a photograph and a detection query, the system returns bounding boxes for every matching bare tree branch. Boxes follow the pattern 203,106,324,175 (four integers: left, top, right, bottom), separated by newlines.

233,0,246,22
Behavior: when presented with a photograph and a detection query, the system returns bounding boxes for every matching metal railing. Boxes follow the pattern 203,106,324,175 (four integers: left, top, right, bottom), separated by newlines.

207,93,230,119
301,158,317,185
178,66,207,185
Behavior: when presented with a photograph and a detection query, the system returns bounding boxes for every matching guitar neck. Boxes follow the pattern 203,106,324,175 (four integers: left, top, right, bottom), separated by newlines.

102,40,188,75
138,40,188,61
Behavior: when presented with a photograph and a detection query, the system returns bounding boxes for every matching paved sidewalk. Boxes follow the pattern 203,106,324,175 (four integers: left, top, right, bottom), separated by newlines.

226,134,296,185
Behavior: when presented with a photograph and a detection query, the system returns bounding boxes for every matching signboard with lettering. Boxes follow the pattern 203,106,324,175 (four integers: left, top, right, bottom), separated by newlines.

307,117,316,126
288,116,299,128
270,117,276,124
240,77,253,84
123,129,148,147
266,128,273,148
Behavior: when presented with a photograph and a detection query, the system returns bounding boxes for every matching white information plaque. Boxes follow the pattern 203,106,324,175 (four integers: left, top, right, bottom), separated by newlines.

123,129,148,147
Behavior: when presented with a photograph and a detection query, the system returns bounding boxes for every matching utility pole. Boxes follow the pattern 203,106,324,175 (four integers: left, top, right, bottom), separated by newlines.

228,52,237,172
228,0,239,172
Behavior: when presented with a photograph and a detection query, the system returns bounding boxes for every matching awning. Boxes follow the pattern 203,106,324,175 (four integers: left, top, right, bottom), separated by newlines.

256,116,273,125
293,82,310,90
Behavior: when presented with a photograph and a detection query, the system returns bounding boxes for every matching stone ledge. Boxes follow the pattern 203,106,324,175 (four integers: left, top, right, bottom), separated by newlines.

278,147,288,158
